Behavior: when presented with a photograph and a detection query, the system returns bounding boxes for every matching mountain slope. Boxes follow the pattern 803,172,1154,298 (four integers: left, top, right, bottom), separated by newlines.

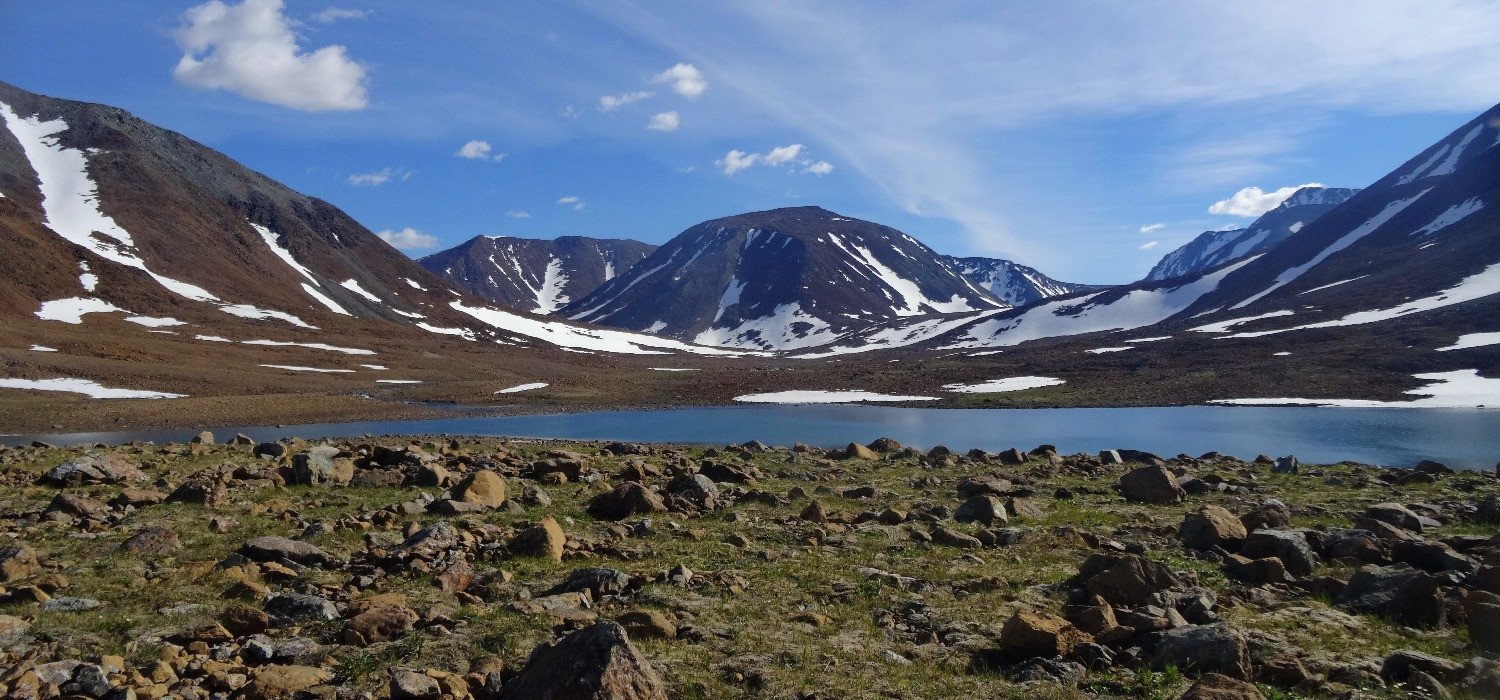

420,235,656,314
943,255,1101,306
0,80,737,361
558,206,1006,351
1145,186,1360,282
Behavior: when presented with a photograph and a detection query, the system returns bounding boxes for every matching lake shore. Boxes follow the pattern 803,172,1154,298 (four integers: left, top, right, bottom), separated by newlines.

1,434,1498,698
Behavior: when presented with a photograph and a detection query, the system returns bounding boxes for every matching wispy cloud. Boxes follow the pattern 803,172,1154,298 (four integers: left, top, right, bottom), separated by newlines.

173,0,368,111
1138,240,1159,250
313,7,369,23
587,0,1500,265
599,90,654,111
1208,183,1323,217
557,196,584,209
455,139,506,161
347,167,411,186
1139,223,1165,234
376,227,438,251
716,143,832,176
506,210,532,218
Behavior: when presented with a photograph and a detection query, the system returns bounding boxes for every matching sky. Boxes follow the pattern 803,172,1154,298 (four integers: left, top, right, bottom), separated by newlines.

3,1,1499,284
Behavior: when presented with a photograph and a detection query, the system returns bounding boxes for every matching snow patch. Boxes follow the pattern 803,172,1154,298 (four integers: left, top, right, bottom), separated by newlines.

1189,310,1295,333
404,278,427,291
375,379,421,384
340,279,383,303
36,296,125,324
259,364,355,373
649,367,700,372
1438,332,1500,352
496,382,548,394
219,304,316,329
241,339,376,355
695,302,839,352
451,301,748,356
0,377,185,399
1298,276,1367,296
301,283,351,316
733,390,938,404
29,345,57,352
1211,370,1500,408
942,376,1066,393
1413,198,1484,237
1085,347,1133,354
125,315,185,328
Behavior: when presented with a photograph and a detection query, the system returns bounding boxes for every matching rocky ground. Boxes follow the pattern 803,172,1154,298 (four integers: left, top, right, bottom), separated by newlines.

0,434,1498,699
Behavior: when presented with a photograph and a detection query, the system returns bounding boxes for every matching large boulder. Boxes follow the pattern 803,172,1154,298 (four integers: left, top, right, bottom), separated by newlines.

510,516,566,561
239,536,339,568
587,483,667,521
344,604,419,646
1179,673,1267,700
289,445,353,486
1469,602,1500,654
1119,466,1185,505
1074,553,1184,606
998,610,1091,660
1150,623,1251,679
1363,502,1425,532
548,567,634,600
1239,530,1320,576
954,495,1008,526
499,621,667,699
241,665,333,700
1179,506,1248,551
1335,563,1444,628
40,454,145,486
0,544,40,582
453,470,508,508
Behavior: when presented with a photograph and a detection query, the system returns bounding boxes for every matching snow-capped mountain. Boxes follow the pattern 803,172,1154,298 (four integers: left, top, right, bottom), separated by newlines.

420,235,656,314
1145,186,1360,282
943,256,1100,306
882,103,1500,354
559,206,1006,351
0,80,738,358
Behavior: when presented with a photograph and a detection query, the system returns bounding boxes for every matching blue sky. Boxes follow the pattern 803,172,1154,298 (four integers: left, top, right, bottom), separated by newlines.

4,1,1498,283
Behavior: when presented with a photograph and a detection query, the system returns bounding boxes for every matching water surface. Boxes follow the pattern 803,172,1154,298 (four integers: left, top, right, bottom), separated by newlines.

6,405,1498,469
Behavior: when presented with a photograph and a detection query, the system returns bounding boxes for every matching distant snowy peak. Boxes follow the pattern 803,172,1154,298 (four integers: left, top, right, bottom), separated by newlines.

560,206,1005,351
943,256,1099,306
1145,186,1359,282
420,235,656,314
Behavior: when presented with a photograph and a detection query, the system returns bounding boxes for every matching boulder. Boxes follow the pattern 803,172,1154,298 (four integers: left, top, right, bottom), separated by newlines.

998,609,1091,659
1223,554,1290,585
239,536,338,567
1075,553,1184,606
1119,466,1186,505
40,454,144,486
264,592,339,625
1179,673,1267,700
0,544,40,582
453,470,508,508
1469,602,1500,654
997,448,1026,465
954,495,1008,526
1380,650,1465,685
1335,563,1444,628
289,445,353,486
587,483,667,521
841,443,880,460
1391,540,1477,574
1179,506,1248,551
394,522,461,560
1364,502,1424,532
617,609,677,639
45,492,110,520
1272,456,1297,474
1240,529,1320,576
499,622,667,699
1319,529,1386,564
241,665,332,700
121,527,181,555
1150,623,1251,679
510,516,567,561
344,605,418,645
390,669,440,699
548,567,633,600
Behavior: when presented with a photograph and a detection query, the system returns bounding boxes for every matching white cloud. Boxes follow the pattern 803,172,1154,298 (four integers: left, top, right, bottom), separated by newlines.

652,63,708,98
173,0,368,111
1208,183,1323,217
313,7,368,23
1139,223,1165,234
506,210,532,218
348,167,410,186
803,160,835,176
376,227,438,251
557,196,584,209
718,150,760,176
717,144,832,176
1139,240,1160,250
455,140,506,161
763,144,804,166
599,91,655,111
647,111,680,132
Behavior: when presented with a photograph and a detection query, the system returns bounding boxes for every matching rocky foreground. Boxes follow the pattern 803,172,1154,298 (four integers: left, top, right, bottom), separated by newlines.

0,436,1498,699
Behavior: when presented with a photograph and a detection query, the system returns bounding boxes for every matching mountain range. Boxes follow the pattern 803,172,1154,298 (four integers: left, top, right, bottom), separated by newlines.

1,77,1496,428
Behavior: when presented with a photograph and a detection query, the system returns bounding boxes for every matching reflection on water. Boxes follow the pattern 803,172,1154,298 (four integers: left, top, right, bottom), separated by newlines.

5,405,1498,470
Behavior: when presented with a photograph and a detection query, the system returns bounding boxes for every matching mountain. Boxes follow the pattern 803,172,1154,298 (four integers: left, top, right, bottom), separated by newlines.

420,235,656,314
1144,186,1360,282
0,80,738,363
943,255,1101,306
805,105,1500,358
558,206,1006,351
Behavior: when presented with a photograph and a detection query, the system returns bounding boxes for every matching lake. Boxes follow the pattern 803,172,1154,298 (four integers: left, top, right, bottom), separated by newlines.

4,404,1499,470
